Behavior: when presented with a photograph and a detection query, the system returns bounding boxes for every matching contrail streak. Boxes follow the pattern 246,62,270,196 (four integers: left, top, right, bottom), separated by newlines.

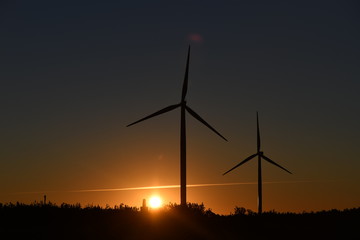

70,180,319,193
4,180,323,195
70,182,259,193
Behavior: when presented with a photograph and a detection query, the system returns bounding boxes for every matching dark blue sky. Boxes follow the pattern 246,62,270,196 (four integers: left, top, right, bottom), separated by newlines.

1,0,359,213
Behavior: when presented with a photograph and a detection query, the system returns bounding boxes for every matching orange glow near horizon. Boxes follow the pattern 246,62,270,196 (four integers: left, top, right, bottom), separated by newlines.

1,179,359,214
3,179,351,213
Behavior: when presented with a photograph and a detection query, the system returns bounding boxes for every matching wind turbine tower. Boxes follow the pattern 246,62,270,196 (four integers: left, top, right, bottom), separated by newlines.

223,112,292,214
127,46,227,206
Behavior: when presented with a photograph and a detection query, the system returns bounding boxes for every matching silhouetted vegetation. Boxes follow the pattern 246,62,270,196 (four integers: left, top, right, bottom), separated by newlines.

0,202,358,239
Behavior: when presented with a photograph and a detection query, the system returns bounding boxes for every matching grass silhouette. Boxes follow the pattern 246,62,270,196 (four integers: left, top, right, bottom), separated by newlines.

0,201,358,240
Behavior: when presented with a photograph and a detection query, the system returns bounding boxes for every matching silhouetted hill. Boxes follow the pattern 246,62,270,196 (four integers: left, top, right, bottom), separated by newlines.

0,202,358,240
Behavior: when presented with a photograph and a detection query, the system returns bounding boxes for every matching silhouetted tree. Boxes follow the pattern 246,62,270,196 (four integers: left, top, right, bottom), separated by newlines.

234,206,246,215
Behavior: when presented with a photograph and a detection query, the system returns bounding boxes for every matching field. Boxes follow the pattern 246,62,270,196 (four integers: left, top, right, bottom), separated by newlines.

0,202,358,240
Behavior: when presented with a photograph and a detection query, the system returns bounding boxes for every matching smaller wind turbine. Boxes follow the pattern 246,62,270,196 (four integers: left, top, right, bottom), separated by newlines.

223,112,292,214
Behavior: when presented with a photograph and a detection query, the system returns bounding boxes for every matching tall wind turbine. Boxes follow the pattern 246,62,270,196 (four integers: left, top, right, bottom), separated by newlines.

223,112,291,214
127,46,227,206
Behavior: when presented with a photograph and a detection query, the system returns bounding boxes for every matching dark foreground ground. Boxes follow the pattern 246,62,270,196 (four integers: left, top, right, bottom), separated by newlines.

0,203,358,240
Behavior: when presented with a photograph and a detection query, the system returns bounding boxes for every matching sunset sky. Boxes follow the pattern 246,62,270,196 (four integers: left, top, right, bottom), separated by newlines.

1,0,359,214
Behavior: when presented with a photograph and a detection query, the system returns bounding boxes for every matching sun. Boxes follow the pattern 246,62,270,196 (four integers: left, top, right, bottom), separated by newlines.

149,196,162,208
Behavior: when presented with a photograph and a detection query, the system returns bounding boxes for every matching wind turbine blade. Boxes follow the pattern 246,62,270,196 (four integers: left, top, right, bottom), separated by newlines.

261,154,292,174
257,112,261,152
223,153,258,175
181,45,191,101
185,105,228,141
127,103,181,127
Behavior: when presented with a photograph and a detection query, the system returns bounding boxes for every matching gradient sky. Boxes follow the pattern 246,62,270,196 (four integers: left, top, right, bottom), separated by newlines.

1,0,359,214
